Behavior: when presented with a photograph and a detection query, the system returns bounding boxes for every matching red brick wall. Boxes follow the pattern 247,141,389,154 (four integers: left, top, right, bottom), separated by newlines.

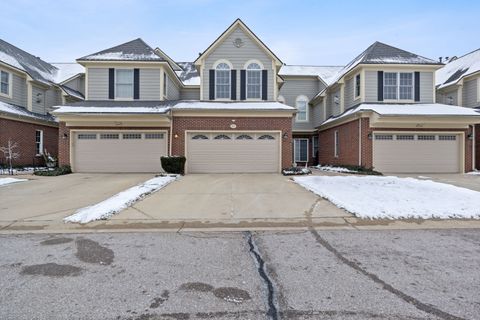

0,118,58,166
171,116,293,169
292,133,318,166
58,123,171,167
318,119,360,167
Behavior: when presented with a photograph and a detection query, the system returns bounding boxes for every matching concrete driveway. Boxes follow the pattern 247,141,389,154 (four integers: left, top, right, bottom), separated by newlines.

0,173,154,228
115,174,350,228
394,172,480,191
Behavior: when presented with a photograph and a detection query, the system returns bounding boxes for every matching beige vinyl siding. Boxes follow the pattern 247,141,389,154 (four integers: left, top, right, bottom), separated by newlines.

344,77,356,109
166,74,180,100
140,69,160,100
365,71,377,102
419,72,434,103
45,88,62,113
462,77,479,108
202,26,275,101
63,75,85,95
278,78,322,131
180,87,200,100
87,68,108,100
32,85,46,114
0,73,27,107
311,100,325,127
329,87,342,116
437,88,458,105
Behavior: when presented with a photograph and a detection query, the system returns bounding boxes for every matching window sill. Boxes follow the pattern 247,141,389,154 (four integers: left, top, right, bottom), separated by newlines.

215,98,232,101
295,119,309,123
0,92,12,99
114,98,134,101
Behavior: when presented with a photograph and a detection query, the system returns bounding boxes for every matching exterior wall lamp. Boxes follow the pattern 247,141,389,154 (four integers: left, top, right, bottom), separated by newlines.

367,133,372,140
282,132,289,140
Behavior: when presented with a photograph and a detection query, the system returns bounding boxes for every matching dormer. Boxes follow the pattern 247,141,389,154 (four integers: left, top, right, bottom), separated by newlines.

194,19,283,102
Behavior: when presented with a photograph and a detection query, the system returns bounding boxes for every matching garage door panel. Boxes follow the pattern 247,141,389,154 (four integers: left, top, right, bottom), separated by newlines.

373,133,461,173
187,132,280,173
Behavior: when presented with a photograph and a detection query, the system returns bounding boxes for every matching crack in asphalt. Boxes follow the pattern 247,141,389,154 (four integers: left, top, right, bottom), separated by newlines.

245,231,279,320
308,227,466,320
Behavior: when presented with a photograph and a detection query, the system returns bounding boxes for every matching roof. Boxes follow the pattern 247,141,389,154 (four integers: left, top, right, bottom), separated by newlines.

77,38,164,62
436,48,480,89
278,65,343,84
0,101,57,123
0,39,58,85
59,85,84,100
175,62,200,86
50,63,85,83
322,103,480,126
194,19,282,66
53,100,295,114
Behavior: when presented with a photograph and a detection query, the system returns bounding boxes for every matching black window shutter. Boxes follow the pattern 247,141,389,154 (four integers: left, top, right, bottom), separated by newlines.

209,69,215,100
377,71,383,101
414,72,420,101
108,68,115,99
230,70,237,100
133,69,140,100
262,70,268,100
240,70,246,100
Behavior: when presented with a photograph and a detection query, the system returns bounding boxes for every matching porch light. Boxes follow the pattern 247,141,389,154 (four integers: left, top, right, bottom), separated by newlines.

367,133,372,140
282,132,288,140
63,133,68,139
467,134,473,140
174,134,178,138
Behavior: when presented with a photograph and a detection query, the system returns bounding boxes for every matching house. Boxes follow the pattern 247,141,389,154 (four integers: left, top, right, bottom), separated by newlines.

312,42,480,173
52,19,480,174
0,39,84,166
435,49,480,169
53,20,295,173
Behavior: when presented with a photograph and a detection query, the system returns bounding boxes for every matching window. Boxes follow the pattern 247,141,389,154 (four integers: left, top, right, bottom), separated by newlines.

163,72,168,98
145,133,164,139
246,63,261,99
1,70,10,96
213,134,231,140
215,63,230,99
439,135,456,141
295,96,308,122
77,133,97,140
123,133,142,139
192,134,209,140
258,134,275,140
312,136,319,158
294,139,309,162
418,135,435,141
35,130,43,155
236,134,253,140
396,135,414,141
334,131,339,158
354,73,361,99
384,72,414,100
375,134,393,140
100,133,119,139
115,69,134,99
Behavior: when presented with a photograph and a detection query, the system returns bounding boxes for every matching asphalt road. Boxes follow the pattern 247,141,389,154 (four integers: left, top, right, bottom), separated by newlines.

0,229,479,320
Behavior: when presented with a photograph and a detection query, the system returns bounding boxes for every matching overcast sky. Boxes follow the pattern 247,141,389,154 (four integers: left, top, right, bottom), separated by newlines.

1,0,479,66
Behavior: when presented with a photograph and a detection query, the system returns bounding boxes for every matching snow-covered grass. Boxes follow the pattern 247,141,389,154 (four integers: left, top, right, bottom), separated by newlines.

64,175,177,224
293,175,480,219
313,165,358,173
0,177,28,186
467,171,480,176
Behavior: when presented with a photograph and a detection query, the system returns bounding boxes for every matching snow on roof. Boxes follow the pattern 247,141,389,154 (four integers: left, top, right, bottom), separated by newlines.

0,101,57,123
50,63,85,83
173,101,295,111
322,103,480,126
175,62,200,86
278,65,343,85
59,85,84,100
436,49,480,89
82,52,161,61
53,106,171,114
78,38,164,61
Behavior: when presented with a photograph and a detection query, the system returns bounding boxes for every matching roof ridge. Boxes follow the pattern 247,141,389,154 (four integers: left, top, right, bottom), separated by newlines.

0,38,55,69
447,47,480,63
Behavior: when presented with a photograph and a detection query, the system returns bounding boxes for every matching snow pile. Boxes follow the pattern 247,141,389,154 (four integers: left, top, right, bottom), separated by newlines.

313,165,357,173
64,175,177,223
436,49,480,88
293,175,480,219
83,52,160,61
0,177,28,186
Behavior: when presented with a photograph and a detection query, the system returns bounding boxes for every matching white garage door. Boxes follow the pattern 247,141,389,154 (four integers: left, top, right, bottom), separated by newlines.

73,131,167,173
186,132,280,173
373,133,461,173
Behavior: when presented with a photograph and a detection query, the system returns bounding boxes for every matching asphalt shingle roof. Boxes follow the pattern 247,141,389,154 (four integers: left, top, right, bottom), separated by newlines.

436,48,480,88
78,38,164,61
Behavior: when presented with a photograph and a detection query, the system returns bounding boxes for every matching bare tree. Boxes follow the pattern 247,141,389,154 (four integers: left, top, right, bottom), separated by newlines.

0,139,20,175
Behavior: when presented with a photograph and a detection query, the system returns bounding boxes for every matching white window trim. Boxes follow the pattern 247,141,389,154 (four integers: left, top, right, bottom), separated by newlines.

245,61,262,101
334,130,339,158
213,59,232,101
383,71,415,102
354,73,361,100
295,95,309,122
35,130,44,156
312,136,319,158
294,138,309,162
163,72,168,99
114,68,134,100
0,69,12,99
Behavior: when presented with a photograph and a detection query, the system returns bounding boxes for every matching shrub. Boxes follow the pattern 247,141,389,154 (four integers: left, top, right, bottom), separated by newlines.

340,165,382,175
34,165,72,176
161,156,186,174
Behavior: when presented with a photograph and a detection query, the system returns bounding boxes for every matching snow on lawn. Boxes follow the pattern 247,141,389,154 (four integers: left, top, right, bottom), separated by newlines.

467,171,480,176
0,177,28,186
294,175,480,219
64,175,177,224
313,165,357,173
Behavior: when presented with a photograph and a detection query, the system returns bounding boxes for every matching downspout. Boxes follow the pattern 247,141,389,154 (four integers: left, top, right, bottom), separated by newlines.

169,110,173,156
473,125,476,171
358,117,362,166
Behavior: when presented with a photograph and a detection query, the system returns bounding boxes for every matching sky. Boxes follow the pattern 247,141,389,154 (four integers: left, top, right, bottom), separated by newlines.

1,0,479,66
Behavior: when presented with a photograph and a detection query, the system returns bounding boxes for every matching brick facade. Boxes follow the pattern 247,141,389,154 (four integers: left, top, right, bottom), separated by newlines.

0,117,58,166
171,116,293,169
318,117,475,172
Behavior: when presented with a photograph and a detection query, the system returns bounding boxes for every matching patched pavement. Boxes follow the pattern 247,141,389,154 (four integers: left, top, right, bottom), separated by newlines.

0,229,478,319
